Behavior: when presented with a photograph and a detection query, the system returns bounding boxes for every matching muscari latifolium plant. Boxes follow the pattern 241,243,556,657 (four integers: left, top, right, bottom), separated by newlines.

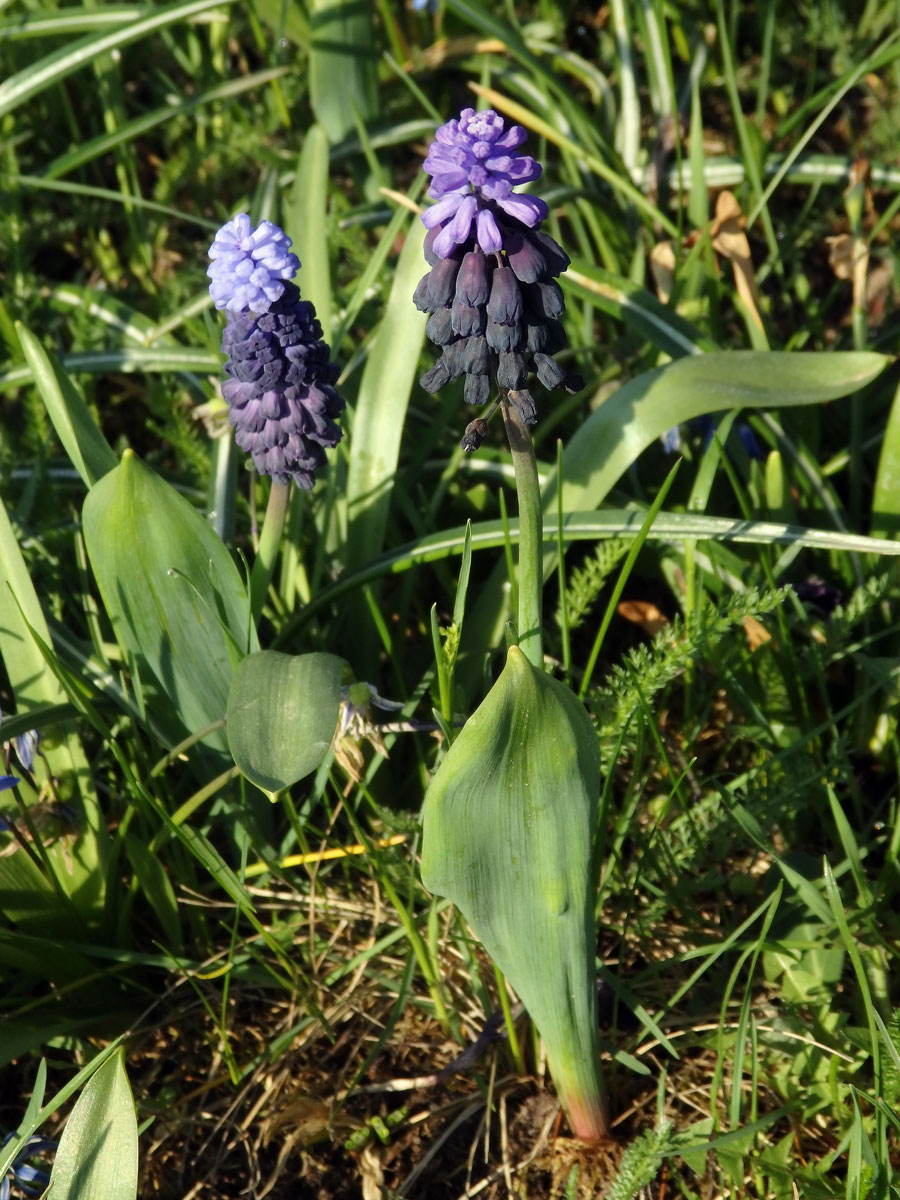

413,107,609,1142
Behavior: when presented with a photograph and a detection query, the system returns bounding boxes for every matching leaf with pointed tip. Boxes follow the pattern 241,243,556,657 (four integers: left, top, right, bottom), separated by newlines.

48,1049,138,1200
226,650,345,798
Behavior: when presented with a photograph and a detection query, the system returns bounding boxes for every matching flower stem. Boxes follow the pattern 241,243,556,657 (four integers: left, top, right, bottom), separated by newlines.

249,481,292,625
501,400,543,669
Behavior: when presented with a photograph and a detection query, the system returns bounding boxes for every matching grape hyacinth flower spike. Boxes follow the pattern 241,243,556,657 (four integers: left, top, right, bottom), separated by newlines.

413,107,583,440
208,214,344,490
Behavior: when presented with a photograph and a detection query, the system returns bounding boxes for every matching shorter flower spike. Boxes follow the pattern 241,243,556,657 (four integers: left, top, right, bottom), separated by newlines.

208,213,300,314
416,107,581,432
209,216,344,488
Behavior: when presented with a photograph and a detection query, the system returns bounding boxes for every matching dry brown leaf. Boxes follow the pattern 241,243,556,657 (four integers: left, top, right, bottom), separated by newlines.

359,1144,385,1200
617,600,670,637
412,36,507,70
650,240,677,303
742,616,772,651
826,233,869,311
710,191,764,331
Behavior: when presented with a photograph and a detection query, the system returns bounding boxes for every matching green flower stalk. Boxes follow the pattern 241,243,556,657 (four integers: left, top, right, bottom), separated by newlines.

421,646,609,1141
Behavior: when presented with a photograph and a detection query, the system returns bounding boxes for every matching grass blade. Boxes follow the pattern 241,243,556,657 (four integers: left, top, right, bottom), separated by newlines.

344,217,427,570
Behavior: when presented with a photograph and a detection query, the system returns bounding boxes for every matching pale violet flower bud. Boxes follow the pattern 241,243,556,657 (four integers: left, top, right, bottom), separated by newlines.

208,213,300,314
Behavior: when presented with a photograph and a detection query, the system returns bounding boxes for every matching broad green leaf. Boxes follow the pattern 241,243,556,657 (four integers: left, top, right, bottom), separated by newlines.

48,1049,138,1200
546,351,892,531
295,507,900,629
0,347,221,389
308,0,378,143
226,650,345,799
82,450,257,752
0,849,83,940
462,350,892,657
16,322,117,488
422,646,607,1141
0,1041,123,1178
345,218,427,570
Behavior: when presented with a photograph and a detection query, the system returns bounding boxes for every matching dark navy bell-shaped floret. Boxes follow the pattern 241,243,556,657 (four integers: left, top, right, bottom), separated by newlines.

221,283,344,489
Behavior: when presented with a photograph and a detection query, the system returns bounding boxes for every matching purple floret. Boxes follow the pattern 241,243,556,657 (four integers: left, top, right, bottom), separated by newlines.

420,107,547,257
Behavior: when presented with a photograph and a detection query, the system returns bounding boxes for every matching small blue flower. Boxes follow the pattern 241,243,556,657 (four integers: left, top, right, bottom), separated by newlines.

0,707,39,774
0,1132,55,1199
207,214,300,314
662,416,766,461
0,775,19,795
13,731,38,773
412,0,437,9
422,107,547,258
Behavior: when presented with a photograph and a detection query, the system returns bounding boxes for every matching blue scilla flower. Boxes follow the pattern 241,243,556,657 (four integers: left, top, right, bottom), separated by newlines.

0,707,38,774
415,108,582,430
0,775,19,794
412,0,437,10
0,1132,55,1200
208,213,300,314
662,416,765,461
220,282,344,489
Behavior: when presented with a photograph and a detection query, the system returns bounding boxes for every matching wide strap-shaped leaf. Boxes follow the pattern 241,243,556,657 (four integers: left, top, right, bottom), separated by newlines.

422,646,608,1140
463,349,893,660
308,0,378,143
345,217,427,571
545,350,891,537
83,450,257,752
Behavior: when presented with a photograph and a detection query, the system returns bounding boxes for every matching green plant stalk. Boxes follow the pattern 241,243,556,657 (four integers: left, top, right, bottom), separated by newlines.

493,962,526,1078
250,481,292,625
502,400,543,668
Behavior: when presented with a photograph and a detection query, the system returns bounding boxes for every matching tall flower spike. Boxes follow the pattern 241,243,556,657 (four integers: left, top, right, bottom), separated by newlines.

209,216,344,489
415,108,583,439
